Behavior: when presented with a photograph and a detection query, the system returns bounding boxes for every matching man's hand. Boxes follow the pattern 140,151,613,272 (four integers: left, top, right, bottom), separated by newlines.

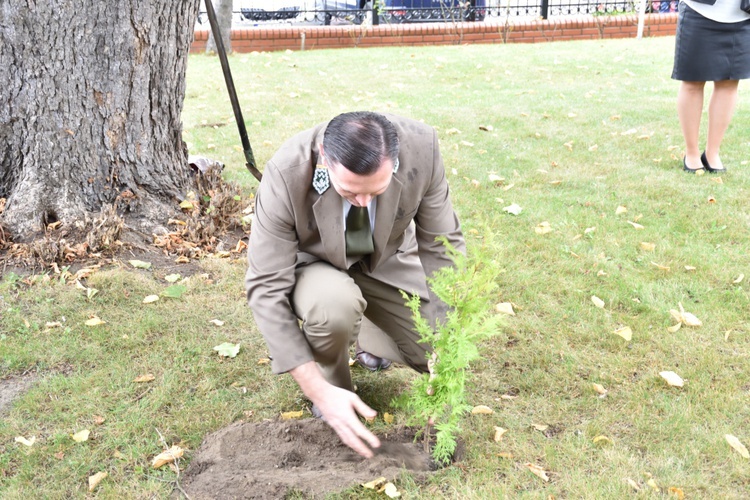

290,361,381,458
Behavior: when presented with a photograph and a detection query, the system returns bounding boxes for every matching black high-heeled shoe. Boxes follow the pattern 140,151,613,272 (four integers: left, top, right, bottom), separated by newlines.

683,157,704,174
701,152,726,173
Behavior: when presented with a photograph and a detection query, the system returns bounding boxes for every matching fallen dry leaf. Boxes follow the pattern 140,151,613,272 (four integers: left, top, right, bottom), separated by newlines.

72,430,90,443
495,302,515,315
88,472,107,492
592,435,612,444
85,316,106,326
383,413,394,424
151,445,184,468
258,358,271,365
627,221,644,230
471,405,494,415
668,487,685,499
591,296,605,308
209,319,225,326
660,371,684,387
142,295,159,304
640,242,656,252
614,326,633,341
133,374,155,383
684,265,696,271
733,274,744,284
667,323,682,333
725,434,750,458
592,383,607,395
615,205,628,215
535,221,552,234
362,476,387,490
93,415,106,425
281,410,304,420
45,321,63,328
669,303,702,327
14,436,36,447
382,482,401,498
625,478,641,491
651,262,670,271
493,426,507,442
532,424,548,432
647,478,660,491
524,462,550,482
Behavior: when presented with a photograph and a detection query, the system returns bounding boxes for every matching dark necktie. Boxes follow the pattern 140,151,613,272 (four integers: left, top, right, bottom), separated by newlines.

345,206,374,256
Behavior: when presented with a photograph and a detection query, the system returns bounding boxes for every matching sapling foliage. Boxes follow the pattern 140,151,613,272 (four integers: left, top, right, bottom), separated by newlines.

396,241,503,465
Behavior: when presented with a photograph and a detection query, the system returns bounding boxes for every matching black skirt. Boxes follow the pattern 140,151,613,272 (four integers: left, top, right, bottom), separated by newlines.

672,2,750,81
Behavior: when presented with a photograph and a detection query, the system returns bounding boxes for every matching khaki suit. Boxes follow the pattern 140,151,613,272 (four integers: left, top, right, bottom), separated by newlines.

245,114,464,386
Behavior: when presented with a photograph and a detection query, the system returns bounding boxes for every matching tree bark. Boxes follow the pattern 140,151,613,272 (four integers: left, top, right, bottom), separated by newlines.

0,0,200,242
205,0,233,55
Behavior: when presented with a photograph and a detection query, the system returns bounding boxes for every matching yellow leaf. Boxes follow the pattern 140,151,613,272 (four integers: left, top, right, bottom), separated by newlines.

592,435,612,444
471,405,494,415
584,226,596,234
669,487,685,499
45,321,63,328
383,482,401,498
85,316,106,326
383,413,394,424
591,296,605,308
209,319,225,326
72,430,90,443
733,274,744,284
133,374,155,383
627,221,644,230
588,144,598,151
640,242,656,252
179,200,194,210
667,323,682,333
93,415,106,425
592,383,607,395
535,221,552,234
281,410,304,420
614,326,633,341
497,452,513,458
445,128,461,135
362,477,387,490
493,426,507,442
495,302,515,315
597,270,607,276
257,358,271,365
670,303,702,327
460,140,475,147
725,434,750,458
685,265,696,271
615,205,628,215
651,262,670,271
488,174,505,184
660,371,684,387
524,462,550,482
503,183,515,191
142,295,159,304
647,478,660,491
151,445,184,468
88,472,107,492
14,436,36,447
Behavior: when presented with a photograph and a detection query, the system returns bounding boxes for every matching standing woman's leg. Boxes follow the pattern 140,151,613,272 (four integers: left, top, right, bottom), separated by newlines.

705,79,740,170
677,80,706,170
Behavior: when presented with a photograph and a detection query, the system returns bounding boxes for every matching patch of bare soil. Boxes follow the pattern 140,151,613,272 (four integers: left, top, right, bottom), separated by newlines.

180,419,434,499
0,373,38,416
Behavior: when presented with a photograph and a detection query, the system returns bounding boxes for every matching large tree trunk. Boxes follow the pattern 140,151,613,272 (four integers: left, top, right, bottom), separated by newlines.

205,0,234,54
0,0,200,243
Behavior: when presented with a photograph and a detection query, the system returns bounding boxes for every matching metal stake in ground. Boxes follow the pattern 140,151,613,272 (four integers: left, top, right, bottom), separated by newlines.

204,0,263,182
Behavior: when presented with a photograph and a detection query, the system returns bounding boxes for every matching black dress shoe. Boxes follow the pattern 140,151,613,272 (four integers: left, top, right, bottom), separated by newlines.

355,344,392,371
683,157,704,174
701,152,726,173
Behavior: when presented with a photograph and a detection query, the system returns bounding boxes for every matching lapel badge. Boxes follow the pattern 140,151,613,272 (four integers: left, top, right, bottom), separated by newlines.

312,164,330,195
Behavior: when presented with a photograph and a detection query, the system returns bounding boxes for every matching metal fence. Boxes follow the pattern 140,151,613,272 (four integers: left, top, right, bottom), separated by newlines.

196,0,673,26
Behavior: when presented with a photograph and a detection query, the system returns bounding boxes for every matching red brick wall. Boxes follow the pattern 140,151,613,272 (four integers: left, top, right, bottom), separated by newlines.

192,14,677,53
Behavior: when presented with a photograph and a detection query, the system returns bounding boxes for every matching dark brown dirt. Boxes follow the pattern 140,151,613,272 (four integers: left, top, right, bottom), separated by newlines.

180,418,434,499
0,373,38,416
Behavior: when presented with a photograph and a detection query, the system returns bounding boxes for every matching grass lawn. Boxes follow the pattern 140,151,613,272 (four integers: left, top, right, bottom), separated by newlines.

2,35,750,498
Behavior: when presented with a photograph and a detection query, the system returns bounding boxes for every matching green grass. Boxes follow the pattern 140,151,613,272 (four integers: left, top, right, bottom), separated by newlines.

3,36,750,497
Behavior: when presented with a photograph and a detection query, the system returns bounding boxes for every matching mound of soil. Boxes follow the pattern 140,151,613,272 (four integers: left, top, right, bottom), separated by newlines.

180,418,434,499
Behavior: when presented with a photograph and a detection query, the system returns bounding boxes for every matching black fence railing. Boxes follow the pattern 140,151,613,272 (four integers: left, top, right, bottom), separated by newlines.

196,1,671,26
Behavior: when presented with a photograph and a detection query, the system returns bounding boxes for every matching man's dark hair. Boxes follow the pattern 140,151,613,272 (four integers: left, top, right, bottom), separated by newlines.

323,111,399,175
